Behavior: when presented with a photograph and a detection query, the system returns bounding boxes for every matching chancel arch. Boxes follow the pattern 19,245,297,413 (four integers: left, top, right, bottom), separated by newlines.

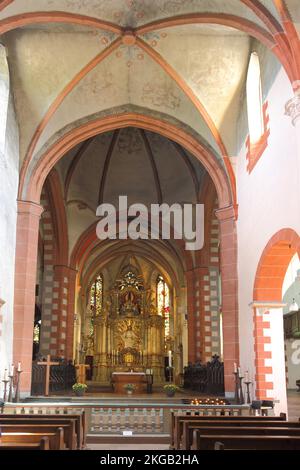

14,120,230,395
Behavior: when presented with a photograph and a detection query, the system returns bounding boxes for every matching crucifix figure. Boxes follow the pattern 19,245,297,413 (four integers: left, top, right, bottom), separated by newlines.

37,355,59,396
75,364,90,383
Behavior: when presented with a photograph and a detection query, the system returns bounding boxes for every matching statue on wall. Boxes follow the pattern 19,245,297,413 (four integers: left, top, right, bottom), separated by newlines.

123,323,136,349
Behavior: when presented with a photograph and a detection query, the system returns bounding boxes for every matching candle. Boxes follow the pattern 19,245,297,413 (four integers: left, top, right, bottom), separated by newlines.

238,366,241,377
245,371,249,382
10,364,14,376
168,350,172,368
17,362,21,372
3,369,8,381
234,362,237,373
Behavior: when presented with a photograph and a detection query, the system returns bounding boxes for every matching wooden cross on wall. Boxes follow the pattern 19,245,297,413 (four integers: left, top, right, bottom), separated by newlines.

75,364,90,383
37,355,59,396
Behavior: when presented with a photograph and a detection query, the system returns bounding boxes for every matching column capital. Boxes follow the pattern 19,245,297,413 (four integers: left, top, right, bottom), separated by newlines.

17,200,44,218
285,90,300,126
215,205,236,221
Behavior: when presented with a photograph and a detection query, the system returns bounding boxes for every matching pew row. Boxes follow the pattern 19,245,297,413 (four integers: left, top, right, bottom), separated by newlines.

182,422,300,450
1,412,85,449
197,433,300,450
171,412,287,450
0,428,64,450
0,437,50,450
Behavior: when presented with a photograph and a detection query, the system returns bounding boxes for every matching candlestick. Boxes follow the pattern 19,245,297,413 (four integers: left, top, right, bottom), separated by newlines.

238,376,244,404
14,368,23,403
233,371,239,403
2,377,9,402
8,373,14,402
244,381,252,404
17,362,22,372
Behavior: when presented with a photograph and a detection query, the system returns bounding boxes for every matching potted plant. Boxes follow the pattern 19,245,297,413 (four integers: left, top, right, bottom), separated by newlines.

163,384,179,397
124,383,135,395
72,383,88,397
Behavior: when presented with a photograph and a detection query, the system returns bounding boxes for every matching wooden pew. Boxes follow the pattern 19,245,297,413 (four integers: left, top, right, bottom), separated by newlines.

0,427,64,450
182,423,300,450
1,413,85,449
196,432,300,450
181,418,300,450
0,437,50,450
0,422,76,450
171,413,287,450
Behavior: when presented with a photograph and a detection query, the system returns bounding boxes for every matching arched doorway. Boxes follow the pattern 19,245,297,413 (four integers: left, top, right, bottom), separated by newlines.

253,228,300,415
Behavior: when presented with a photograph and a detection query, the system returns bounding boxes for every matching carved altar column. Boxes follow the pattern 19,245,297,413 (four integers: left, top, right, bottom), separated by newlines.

94,316,108,383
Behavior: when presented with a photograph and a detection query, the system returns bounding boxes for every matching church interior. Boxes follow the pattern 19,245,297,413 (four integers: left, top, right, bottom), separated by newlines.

1,0,300,452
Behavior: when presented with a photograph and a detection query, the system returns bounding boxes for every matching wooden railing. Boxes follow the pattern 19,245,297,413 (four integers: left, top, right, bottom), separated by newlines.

284,310,300,339
3,403,251,436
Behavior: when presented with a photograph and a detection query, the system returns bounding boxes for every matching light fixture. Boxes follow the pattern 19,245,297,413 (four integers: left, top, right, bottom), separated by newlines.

289,298,299,312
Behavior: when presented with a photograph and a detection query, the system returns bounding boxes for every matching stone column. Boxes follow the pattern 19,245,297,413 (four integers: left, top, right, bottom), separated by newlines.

51,265,77,359
251,302,288,417
13,201,43,394
94,316,107,383
66,268,77,360
186,270,196,363
215,205,239,396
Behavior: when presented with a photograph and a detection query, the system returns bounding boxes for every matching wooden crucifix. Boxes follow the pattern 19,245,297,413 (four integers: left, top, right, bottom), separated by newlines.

37,355,59,396
75,364,90,383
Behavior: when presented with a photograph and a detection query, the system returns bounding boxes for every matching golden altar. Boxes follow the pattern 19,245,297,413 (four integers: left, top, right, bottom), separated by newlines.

90,268,165,385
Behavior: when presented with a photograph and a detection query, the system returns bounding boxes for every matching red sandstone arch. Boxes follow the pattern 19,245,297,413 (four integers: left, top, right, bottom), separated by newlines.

46,169,69,265
22,112,232,211
253,228,300,302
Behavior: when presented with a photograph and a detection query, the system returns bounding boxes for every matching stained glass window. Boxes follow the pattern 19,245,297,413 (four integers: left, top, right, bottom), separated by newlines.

33,324,40,343
90,274,103,316
157,275,170,337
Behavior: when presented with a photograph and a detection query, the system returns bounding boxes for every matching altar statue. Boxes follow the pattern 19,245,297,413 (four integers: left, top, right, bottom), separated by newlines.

120,289,140,316
123,324,136,349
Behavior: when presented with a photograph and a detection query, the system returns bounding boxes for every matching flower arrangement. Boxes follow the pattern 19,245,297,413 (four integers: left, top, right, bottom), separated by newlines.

72,383,88,395
163,384,179,396
123,383,135,392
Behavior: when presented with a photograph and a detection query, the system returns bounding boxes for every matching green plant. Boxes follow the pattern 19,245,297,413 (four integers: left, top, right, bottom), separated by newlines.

163,384,179,393
72,383,88,392
124,383,135,392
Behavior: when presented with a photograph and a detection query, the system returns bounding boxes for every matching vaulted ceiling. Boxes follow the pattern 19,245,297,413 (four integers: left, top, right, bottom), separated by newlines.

1,0,299,266
56,127,207,256
2,0,298,199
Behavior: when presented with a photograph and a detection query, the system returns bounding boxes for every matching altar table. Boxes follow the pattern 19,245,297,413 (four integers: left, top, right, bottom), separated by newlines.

112,372,146,394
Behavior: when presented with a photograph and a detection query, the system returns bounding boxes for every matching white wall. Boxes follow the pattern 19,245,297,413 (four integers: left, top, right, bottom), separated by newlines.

0,94,19,392
268,308,288,416
285,338,300,390
237,56,300,399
